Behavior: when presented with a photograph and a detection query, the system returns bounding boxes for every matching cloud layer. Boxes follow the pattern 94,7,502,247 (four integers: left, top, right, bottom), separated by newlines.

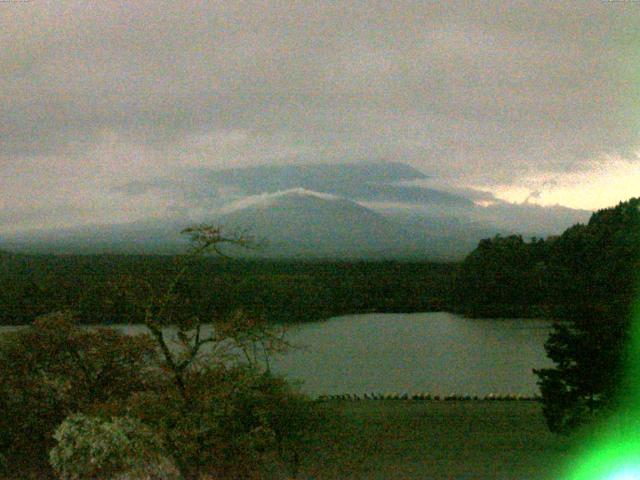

1,1,638,231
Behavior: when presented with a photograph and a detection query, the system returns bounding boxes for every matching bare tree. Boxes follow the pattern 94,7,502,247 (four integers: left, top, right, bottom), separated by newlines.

135,225,287,398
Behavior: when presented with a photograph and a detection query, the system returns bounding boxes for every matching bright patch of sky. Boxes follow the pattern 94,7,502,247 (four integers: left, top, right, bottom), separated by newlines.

478,155,640,211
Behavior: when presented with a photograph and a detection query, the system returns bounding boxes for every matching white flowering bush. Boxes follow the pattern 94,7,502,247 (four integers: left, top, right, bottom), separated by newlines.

49,414,179,480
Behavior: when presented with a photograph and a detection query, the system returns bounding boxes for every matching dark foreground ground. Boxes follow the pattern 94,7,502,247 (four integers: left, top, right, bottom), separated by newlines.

3,400,578,479
299,400,577,480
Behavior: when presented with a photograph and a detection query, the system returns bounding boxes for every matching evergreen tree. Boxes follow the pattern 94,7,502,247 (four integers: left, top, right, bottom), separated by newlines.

535,198,640,432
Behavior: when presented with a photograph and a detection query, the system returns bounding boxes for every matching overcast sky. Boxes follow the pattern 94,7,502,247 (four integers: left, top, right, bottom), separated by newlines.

1,0,639,232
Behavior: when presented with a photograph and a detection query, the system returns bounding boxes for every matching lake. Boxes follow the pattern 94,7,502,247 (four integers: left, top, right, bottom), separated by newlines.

268,312,553,397
1,312,553,397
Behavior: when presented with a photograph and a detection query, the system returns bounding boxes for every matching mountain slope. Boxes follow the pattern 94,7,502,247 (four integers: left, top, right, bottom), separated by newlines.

216,189,413,258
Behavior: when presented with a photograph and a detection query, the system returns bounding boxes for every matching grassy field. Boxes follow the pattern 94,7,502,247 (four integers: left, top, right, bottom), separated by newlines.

2,400,580,479
298,400,578,480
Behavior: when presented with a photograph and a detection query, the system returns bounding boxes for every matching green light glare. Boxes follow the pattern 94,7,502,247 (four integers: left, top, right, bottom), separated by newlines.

608,469,640,480
563,427,640,480
562,298,640,480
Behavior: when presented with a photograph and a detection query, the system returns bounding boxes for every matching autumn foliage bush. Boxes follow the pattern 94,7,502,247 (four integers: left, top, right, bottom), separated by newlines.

125,366,318,480
0,312,157,477
0,313,316,480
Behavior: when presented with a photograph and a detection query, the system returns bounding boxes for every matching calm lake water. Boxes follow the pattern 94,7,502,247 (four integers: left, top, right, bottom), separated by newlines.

1,312,553,397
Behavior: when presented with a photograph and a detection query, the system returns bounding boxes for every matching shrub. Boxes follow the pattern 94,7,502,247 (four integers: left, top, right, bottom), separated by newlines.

0,312,157,475
126,365,320,480
49,414,178,480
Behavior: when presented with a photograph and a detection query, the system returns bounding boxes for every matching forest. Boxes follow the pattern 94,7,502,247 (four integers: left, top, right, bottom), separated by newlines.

454,197,640,322
455,197,640,432
0,254,453,326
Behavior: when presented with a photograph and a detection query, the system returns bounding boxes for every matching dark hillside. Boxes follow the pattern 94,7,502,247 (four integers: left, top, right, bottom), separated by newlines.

0,255,454,325
453,198,640,320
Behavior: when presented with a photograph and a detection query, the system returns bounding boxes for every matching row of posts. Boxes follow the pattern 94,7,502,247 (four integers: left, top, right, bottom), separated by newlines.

316,393,540,401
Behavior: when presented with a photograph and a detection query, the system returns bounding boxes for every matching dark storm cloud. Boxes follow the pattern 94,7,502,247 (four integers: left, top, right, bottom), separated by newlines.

1,0,638,229
114,162,475,207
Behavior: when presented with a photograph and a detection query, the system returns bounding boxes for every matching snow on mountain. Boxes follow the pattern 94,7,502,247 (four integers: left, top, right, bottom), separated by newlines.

3,162,594,259
217,188,343,215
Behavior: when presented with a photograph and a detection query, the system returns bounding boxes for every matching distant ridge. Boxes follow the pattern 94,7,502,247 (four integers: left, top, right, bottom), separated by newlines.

191,161,472,206
218,188,343,215
4,161,592,259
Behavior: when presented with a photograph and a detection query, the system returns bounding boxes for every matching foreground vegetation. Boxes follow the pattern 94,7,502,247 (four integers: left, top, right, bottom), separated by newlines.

1,397,581,480
0,312,318,479
1,228,322,480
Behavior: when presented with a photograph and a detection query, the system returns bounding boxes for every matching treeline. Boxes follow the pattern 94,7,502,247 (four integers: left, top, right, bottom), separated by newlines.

453,198,640,321
452,197,640,433
0,254,454,325
453,198,640,431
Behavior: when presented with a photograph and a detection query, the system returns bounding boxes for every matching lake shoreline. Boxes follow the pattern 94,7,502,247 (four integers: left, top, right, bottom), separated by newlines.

1,312,553,398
